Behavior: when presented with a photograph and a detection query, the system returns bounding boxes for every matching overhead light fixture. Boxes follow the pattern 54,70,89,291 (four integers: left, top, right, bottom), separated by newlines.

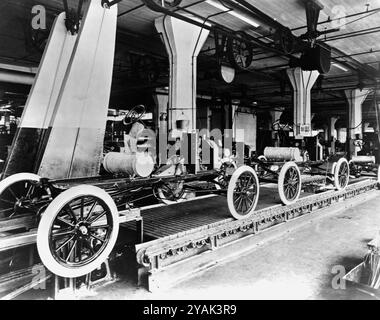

332,62,348,72
205,0,260,28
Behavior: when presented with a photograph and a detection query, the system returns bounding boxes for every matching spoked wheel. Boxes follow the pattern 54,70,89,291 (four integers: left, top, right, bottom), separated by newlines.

214,161,237,190
227,166,259,220
278,161,301,205
155,180,187,204
37,185,119,278
0,173,50,219
334,158,349,190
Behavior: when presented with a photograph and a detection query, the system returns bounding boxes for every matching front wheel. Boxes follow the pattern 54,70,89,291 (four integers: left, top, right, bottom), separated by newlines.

227,166,259,220
37,185,119,278
278,161,301,205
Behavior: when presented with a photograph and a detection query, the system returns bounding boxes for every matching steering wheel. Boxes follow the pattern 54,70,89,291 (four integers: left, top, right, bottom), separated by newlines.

123,105,146,126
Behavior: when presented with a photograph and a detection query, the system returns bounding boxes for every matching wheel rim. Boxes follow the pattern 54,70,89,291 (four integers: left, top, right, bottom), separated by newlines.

338,161,349,188
232,171,258,216
48,195,114,269
283,167,300,202
0,180,49,218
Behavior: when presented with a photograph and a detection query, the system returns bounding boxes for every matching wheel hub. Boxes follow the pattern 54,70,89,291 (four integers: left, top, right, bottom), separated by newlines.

76,222,89,237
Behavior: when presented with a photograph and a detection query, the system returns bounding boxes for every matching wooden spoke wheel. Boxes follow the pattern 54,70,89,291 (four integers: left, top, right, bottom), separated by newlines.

334,158,349,190
214,161,237,190
155,180,187,204
142,0,182,12
0,173,50,219
37,185,119,278
227,33,253,70
227,166,259,220
278,161,301,205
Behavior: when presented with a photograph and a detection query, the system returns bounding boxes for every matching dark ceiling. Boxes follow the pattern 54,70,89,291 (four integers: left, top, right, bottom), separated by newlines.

0,0,380,124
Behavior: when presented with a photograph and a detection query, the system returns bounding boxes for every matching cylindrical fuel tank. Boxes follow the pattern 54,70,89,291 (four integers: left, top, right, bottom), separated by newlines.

103,152,154,177
351,155,375,164
263,147,302,162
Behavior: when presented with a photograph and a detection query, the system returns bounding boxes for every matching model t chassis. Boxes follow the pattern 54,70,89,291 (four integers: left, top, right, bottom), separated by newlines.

0,140,352,280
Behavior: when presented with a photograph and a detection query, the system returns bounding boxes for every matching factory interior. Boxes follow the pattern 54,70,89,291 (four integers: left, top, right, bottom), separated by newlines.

0,0,380,300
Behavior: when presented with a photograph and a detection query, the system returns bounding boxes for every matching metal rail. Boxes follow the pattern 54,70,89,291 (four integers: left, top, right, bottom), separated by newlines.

135,179,378,291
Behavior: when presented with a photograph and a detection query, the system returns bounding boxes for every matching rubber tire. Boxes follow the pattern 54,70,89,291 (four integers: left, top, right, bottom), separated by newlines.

227,165,259,220
334,158,350,190
37,185,119,278
0,172,42,195
278,161,301,205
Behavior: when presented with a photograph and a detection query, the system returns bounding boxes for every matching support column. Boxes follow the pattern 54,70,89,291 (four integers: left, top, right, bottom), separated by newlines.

155,16,209,136
328,116,339,141
287,68,319,139
344,88,370,157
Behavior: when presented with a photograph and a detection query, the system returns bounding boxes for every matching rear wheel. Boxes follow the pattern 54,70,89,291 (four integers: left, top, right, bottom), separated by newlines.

0,173,50,219
278,161,301,205
227,166,259,220
37,185,119,278
334,158,349,190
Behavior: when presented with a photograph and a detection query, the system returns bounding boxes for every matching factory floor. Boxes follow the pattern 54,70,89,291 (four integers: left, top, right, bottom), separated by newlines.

85,192,380,300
